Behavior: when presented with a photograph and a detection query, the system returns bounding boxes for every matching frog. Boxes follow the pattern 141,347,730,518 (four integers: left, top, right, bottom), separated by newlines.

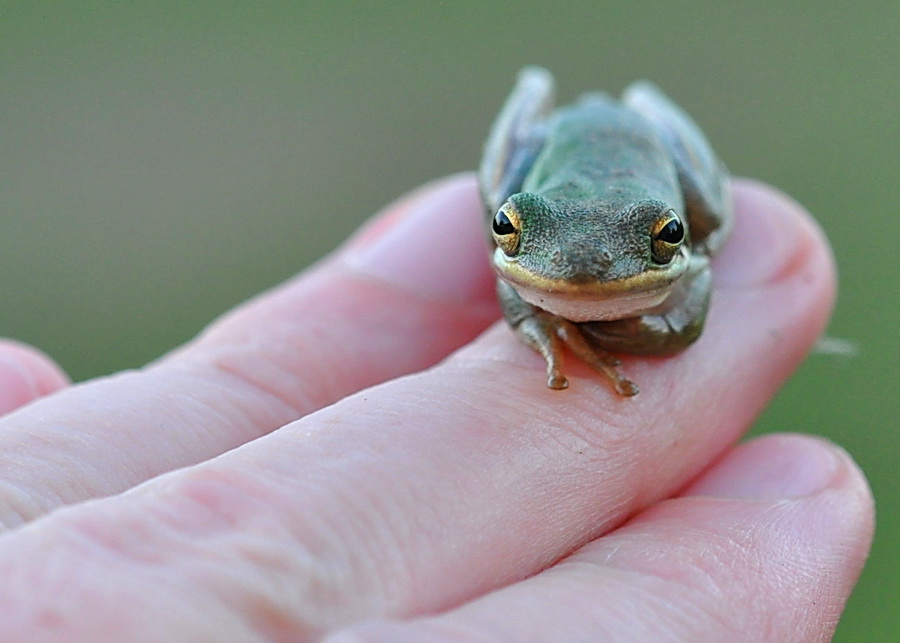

479,67,733,396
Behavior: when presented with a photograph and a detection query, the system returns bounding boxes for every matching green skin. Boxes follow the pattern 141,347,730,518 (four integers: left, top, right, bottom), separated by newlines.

479,68,732,396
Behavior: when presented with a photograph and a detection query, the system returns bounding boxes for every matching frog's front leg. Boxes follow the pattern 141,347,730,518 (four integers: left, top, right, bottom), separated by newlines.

580,256,712,355
498,281,639,396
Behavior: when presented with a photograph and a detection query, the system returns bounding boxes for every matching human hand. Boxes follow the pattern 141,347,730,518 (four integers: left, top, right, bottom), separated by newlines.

0,175,873,641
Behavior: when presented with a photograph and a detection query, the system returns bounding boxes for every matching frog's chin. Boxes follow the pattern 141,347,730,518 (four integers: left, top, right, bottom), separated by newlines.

510,282,672,322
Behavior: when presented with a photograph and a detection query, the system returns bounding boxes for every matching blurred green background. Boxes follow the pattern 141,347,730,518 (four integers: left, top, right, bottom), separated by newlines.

1,2,896,638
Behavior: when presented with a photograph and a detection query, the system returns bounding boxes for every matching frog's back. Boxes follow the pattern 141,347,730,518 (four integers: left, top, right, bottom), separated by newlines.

522,96,681,208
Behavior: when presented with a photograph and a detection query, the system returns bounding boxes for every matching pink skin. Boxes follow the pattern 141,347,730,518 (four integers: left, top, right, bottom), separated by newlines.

0,176,873,641
0,340,68,414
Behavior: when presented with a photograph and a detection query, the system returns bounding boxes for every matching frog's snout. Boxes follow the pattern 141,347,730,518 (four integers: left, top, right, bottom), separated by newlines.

550,242,613,281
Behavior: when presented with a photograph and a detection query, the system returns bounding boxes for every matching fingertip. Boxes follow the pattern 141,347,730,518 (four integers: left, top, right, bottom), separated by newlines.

683,432,875,587
0,340,69,413
684,433,872,505
695,179,838,404
715,179,836,302
342,173,497,305
342,173,476,252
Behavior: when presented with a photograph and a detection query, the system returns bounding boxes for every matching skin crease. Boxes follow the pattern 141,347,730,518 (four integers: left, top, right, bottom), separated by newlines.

0,175,874,642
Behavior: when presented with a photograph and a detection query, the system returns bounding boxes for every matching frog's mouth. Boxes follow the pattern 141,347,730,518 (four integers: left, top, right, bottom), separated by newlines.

493,247,689,322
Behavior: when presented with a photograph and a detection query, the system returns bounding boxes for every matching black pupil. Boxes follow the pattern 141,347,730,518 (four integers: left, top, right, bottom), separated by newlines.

658,218,684,244
492,210,516,235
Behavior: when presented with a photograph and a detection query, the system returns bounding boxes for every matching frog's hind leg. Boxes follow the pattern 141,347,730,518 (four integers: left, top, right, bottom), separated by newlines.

623,82,733,255
479,67,555,213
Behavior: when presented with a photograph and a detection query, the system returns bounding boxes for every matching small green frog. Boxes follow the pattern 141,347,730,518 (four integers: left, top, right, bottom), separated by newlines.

479,67,732,396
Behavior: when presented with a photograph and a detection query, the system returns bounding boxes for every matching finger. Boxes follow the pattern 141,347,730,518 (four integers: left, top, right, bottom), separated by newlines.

0,180,838,639
0,340,68,414
0,174,498,528
336,435,873,642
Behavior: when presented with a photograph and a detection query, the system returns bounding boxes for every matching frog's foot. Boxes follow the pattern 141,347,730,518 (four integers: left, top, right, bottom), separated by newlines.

516,314,638,396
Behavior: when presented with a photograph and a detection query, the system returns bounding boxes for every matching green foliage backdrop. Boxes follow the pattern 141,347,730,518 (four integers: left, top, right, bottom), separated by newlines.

1,3,896,639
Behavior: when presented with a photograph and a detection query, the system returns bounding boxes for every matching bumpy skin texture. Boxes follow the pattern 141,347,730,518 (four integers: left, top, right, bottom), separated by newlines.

479,67,732,394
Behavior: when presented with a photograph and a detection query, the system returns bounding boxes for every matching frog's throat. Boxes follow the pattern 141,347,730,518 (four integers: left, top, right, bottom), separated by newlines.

494,249,688,322
510,282,671,321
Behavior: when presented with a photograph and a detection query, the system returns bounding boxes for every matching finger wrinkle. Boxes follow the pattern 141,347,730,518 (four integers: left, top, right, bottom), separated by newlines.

130,450,435,637
176,335,328,421
0,477,56,532
0,505,263,639
47,466,354,639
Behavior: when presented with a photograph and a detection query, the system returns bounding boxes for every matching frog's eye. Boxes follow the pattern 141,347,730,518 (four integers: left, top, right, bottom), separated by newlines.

650,211,684,264
492,203,521,256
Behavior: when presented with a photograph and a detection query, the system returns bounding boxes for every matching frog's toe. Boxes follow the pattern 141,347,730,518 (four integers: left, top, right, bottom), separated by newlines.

547,372,569,390
615,379,639,397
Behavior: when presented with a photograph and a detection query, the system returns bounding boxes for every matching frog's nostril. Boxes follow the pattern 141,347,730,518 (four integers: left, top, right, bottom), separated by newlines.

558,242,613,279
